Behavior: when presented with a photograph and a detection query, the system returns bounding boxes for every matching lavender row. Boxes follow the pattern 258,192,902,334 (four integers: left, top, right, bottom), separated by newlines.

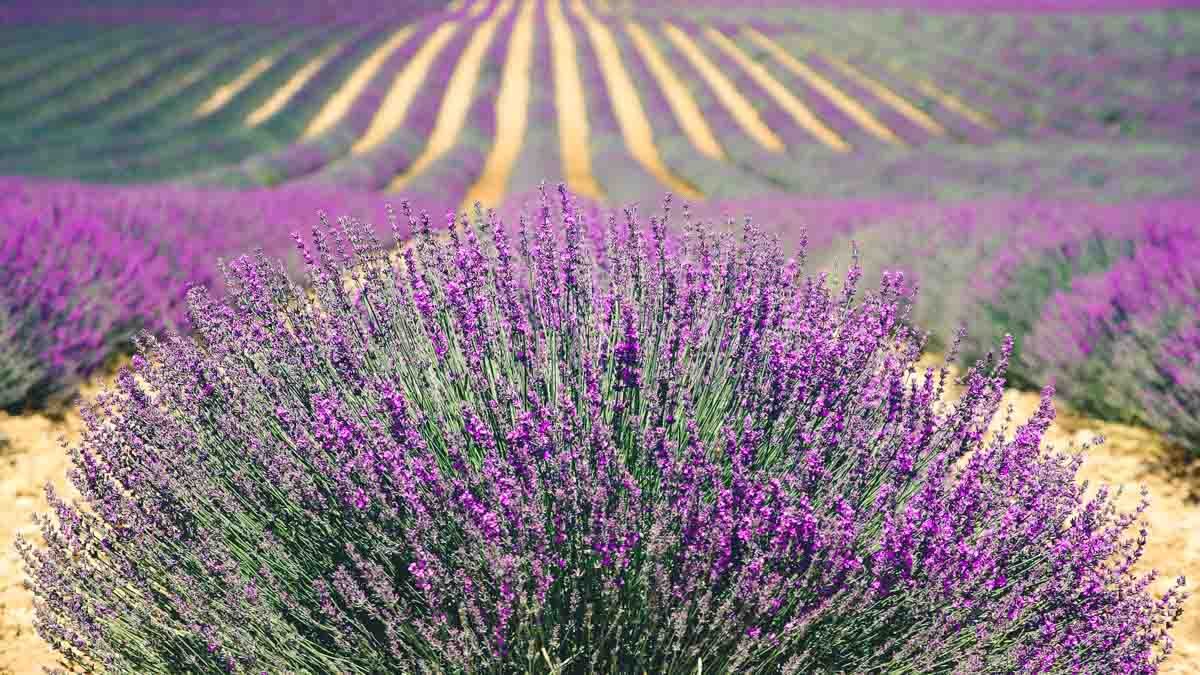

606,14,781,199
1026,226,1200,447
745,196,1200,452
0,0,450,27
308,5,488,191
563,1,664,205
212,3,485,188
0,177,406,410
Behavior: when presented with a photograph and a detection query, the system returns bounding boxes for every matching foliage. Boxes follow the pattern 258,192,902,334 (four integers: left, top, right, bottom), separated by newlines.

20,189,1185,674
0,177,400,410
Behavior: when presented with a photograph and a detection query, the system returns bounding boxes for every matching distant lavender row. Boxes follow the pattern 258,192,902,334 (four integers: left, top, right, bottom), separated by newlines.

716,195,1200,451
1028,226,1200,447
0,177,406,409
0,0,451,26
631,0,1196,13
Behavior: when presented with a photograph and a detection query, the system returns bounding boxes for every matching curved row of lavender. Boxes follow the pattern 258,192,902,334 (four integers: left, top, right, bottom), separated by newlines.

754,197,1200,451
20,187,1186,672
0,0,450,26
0,177,404,410
633,0,1196,13
4,176,1198,457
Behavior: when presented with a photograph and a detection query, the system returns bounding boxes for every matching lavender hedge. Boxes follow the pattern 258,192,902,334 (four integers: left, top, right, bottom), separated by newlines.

792,197,1200,452
19,187,1186,673
0,177,401,410
1026,225,1200,448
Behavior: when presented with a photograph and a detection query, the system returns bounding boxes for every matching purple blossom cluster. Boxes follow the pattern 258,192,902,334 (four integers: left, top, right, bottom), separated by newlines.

764,195,1200,452
1026,224,1200,447
0,176,403,409
20,187,1185,672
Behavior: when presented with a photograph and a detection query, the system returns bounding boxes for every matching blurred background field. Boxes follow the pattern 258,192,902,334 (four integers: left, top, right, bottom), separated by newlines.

0,0,1198,672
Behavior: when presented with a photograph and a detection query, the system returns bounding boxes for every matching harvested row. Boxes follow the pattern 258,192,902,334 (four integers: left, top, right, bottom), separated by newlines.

222,2,489,187
571,0,702,199
393,0,520,209
502,0,566,202
0,7,993,199
618,19,779,199
546,0,605,201
5,26,243,134
562,0,663,204
463,0,538,209
305,8,485,190
149,24,412,184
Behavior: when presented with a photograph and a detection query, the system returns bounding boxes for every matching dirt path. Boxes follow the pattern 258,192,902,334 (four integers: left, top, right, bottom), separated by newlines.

0,397,93,673
2,369,1198,673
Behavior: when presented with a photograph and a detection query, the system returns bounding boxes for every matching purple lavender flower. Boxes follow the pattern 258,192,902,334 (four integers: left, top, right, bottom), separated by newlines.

0,176,403,409
19,188,1184,673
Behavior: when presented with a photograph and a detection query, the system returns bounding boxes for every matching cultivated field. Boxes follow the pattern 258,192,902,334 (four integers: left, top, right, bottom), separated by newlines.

1,0,1198,672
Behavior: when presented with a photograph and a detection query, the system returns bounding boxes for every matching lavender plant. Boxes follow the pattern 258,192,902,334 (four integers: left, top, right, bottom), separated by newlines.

0,192,185,410
1025,225,1200,449
0,176,401,410
20,187,1185,673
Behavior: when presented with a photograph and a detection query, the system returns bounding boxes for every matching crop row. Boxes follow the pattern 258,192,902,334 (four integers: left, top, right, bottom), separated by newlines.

0,177,415,410
703,194,1200,450
0,0,1114,209
4,174,1198,458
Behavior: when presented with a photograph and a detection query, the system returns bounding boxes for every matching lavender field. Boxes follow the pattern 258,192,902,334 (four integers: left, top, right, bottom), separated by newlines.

1,0,1199,673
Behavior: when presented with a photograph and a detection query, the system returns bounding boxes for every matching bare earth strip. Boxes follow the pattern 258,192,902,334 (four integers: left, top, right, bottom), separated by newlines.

194,55,277,118
570,0,702,199
301,26,416,139
2,363,1198,673
462,0,537,211
810,48,948,138
661,22,785,153
467,0,491,19
246,41,343,127
352,22,461,155
703,27,849,153
0,375,112,675
388,0,515,192
545,0,606,201
742,28,914,144
625,21,725,161
899,68,999,132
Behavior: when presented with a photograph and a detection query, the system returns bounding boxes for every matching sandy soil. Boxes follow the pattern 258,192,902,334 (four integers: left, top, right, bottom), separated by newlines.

1,368,1198,673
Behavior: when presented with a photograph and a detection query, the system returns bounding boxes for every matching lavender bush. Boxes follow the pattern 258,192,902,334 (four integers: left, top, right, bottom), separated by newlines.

1025,225,1200,448
0,189,189,409
20,187,1185,673
804,198,1200,452
0,177,401,410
